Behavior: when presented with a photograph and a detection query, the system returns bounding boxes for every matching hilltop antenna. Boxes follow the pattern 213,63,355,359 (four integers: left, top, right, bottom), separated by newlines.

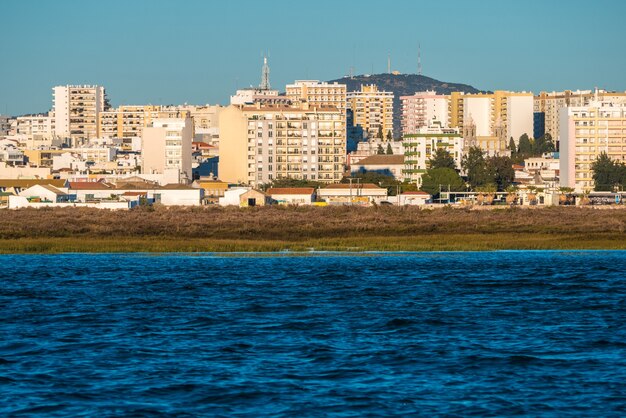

387,54,391,74
418,42,422,76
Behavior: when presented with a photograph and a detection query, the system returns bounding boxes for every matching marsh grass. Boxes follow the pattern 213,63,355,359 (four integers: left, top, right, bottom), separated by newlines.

0,206,624,253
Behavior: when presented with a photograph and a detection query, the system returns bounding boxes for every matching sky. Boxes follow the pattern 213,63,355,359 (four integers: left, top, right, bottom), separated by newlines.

2,0,626,115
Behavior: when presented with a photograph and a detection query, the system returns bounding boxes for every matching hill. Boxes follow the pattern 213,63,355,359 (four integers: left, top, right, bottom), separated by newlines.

327,73,485,138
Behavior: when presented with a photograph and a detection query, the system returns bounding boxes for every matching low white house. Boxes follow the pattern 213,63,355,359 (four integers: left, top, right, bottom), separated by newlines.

219,187,249,206
266,188,316,205
18,184,72,203
66,181,202,206
399,191,431,206
318,183,388,205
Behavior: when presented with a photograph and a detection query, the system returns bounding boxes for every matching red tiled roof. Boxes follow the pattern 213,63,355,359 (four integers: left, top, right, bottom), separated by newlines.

69,181,112,190
324,183,384,190
267,188,315,195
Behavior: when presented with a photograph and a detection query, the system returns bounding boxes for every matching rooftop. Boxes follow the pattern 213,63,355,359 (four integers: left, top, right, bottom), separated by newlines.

355,155,405,165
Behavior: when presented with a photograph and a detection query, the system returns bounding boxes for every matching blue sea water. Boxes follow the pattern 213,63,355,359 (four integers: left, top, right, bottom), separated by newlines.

1,251,626,416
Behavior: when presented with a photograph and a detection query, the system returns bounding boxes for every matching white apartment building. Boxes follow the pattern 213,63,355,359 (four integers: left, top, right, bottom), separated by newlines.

219,103,345,185
230,88,281,105
402,123,463,185
8,115,56,150
400,91,449,135
53,85,107,143
142,117,193,184
560,101,626,192
535,89,626,144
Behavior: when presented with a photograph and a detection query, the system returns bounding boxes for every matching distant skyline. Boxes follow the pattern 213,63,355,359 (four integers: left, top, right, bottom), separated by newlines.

2,0,626,115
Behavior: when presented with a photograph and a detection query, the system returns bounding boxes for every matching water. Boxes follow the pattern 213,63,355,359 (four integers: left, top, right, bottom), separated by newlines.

1,251,626,416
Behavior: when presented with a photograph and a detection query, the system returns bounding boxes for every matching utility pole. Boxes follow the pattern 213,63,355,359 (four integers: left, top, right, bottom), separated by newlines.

349,177,353,205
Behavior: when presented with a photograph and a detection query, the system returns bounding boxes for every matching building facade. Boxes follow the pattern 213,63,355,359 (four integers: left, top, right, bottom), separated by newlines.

219,103,345,185
402,123,463,185
560,102,626,192
400,91,449,135
53,85,107,143
449,90,533,144
534,89,626,146
142,117,193,183
347,84,394,140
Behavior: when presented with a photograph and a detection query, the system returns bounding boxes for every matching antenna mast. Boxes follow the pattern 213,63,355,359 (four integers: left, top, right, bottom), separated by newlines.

418,43,422,76
260,53,271,90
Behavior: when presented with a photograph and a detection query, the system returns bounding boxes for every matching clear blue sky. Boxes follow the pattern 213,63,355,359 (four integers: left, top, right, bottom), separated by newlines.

2,0,625,115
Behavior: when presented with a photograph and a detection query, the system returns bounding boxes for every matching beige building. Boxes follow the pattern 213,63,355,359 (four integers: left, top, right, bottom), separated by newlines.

98,105,161,139
218,103,345,185
535,89,626,144
449,90,533,144
347,84,394,140
142,117,193,183
53,85,107,144
560,101,626,192
286,80,347,118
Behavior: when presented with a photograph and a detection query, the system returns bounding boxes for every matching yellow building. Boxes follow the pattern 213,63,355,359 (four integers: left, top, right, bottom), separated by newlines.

560,102,626,192
346,84,394,140
98,105,161,139
219,103,345,185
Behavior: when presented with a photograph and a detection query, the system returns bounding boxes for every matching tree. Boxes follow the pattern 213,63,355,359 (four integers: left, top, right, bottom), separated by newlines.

592,152,626,191
420,168,465,198
386,143,393,155
386,130,392,141
429,148,456,171
377,126,383,140
518,134,532,155
461,146,489,189
508,137,517,154
377,144,385,155
486,155,515,191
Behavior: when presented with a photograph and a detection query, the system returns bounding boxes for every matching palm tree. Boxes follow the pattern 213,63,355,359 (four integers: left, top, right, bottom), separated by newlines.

505,185,518,205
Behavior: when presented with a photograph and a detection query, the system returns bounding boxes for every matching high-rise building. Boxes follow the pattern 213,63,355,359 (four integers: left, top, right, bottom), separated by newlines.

400,91,449,135
449,91,534,144
142,117,193,183
286,80,347,117
347,84,394,141
560,101,626,192
534,89,626,146
53,85,107,144
218,103,345,185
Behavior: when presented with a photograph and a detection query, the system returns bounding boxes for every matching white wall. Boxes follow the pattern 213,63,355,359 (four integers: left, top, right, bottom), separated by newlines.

464,97,491,137
507,95,534,142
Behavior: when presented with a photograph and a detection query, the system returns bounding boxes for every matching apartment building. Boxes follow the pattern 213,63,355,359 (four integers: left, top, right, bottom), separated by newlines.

0,115,13,137
449,91,533,144
98,105,161,139
53,85,107,144
534,89,626,145
286,80,347,118
402,123,463,185
142,117,193,184
560,101,626,192
347,84,394,140
218,103,345,185
400,91,449,135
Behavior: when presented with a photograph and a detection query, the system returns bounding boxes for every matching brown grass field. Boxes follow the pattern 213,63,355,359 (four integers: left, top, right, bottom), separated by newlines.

0,206,625,253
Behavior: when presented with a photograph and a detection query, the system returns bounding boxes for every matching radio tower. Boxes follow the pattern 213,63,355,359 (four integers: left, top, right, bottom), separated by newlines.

418,43,422,76
260,54,271,90
387,54,391,74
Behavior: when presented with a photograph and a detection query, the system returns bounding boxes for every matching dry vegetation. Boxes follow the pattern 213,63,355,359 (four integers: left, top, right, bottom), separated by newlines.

0,206,625,252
